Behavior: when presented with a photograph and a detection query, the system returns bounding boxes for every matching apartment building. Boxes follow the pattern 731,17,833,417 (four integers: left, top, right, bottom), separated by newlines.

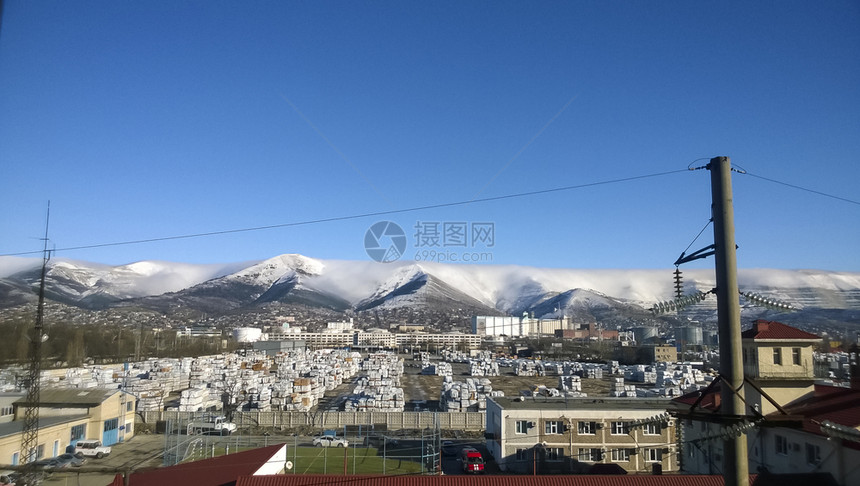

486,396,678,474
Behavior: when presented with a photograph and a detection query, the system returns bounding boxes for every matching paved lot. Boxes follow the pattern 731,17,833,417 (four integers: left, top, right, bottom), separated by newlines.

42,434,165,486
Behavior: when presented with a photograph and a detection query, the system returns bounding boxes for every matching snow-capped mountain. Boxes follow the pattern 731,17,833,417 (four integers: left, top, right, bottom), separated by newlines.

1,254,859,328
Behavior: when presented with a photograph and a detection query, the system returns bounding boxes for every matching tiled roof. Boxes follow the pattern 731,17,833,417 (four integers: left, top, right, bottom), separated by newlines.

112,444,285,486
235,475,756,486
673,384,721,412
779,384,860,429
741,320,819,341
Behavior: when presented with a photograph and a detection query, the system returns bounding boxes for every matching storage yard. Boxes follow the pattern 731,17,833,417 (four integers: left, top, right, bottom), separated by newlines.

1,349,707,417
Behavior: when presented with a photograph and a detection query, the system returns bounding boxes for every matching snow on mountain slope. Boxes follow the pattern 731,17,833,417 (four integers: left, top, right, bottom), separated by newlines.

227,254,325,286
0,256,251,304
2,254,859,314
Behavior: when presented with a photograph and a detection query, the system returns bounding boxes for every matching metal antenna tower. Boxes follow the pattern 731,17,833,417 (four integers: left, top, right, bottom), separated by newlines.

21,203,51,473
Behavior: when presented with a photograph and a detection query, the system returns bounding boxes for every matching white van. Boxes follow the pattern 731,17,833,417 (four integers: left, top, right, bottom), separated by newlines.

74,440,111,459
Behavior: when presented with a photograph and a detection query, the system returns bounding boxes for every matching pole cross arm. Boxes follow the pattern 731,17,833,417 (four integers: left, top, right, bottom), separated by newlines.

674,244,716,266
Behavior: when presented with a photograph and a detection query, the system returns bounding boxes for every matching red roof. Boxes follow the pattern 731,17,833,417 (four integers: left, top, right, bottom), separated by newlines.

741,320,819,341
111,443,285,486
235,475,755,486
783,383,860,425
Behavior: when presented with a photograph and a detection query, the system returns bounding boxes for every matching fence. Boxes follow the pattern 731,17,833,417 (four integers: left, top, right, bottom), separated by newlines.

140,410,486,432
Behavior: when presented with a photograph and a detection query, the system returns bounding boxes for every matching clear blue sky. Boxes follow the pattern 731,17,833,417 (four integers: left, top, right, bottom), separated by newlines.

1,1,858,270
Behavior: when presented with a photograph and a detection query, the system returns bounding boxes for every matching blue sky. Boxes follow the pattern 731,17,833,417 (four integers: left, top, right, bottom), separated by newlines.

1,1,858,270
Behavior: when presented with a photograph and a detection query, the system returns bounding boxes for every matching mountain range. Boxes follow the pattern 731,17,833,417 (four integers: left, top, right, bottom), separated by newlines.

1,254,859,331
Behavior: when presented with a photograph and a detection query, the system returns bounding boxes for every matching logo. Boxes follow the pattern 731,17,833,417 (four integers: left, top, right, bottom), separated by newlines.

364,221,407,263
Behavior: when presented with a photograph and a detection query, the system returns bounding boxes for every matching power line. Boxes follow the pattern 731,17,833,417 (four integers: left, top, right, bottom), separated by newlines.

2,169,687,257
742,172,860,207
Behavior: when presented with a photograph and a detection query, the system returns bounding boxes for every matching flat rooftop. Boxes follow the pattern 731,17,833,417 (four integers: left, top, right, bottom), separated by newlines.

489,396,677,411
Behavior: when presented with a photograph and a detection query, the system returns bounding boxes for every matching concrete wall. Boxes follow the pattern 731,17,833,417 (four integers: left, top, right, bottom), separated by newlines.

139,410,486,431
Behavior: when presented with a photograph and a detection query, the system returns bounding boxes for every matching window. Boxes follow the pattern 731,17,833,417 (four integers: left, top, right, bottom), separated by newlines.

775,435,788,455
515,448,528,461
792,348,801,365
610,448,631,462
104,418,119,431
11,452,19,466
545,421,563,434
53,440,59,457
36,444,45,460
545,447,563,461
611,421,628,435
578,448,601,462
516,420,529,434
805,443,821,465
0,405,12,416
578,421,595,435
126,401,134,412
71,424,86,442
644,423,661,435
646,448,663,462
773,348,782,365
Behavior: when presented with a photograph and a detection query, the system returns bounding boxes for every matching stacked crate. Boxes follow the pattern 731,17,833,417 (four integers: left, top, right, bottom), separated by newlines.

609,377,637,397
468,358,499,376
421,361,452,375
440,377,503,412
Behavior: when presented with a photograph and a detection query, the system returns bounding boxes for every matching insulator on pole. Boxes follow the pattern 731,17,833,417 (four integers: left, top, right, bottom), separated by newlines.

673,267,684,300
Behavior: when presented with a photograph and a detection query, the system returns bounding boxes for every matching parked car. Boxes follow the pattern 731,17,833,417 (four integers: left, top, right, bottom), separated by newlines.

313,436,348,448
0,471,19,485
441,441,458,456
56,453,86,468
75,439,111,459
31,458,65,470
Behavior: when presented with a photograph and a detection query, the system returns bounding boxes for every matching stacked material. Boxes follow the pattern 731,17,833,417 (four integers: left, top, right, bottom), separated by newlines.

468,358,499,376
421,361,452,375
514,360,545,376
625,365,657,384
609,377,637,397
125,376,166,411
440,350,470,363
440,377,504,412
343,380,405,412
558,375,585,394
344,351,405,411
179,386,222,412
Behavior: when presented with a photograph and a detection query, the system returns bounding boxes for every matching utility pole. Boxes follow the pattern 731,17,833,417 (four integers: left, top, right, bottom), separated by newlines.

709,156,749,486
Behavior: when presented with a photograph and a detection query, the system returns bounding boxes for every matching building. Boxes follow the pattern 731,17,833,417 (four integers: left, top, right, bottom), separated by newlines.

394,332,481,350
555,323,620,341
486,396,679,474
263,329,481,350
396,324,426,333
472,316,527,337
675,321,860,485
0,388,135,466
651,345,678,363
741,320,820,415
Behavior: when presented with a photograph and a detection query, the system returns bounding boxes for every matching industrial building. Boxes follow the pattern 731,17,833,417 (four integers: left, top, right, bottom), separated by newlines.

0,388,136,466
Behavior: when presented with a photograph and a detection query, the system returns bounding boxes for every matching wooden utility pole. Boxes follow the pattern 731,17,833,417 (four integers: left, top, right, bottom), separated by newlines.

709,156,749,486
